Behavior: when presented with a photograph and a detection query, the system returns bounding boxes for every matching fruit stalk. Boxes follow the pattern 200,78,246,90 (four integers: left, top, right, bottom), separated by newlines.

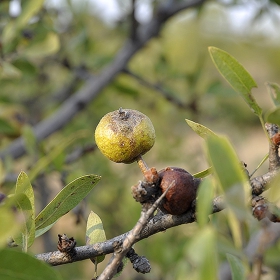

136,155,149,174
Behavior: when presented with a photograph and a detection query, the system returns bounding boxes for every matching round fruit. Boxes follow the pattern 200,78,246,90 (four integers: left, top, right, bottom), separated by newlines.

95,108,155,164
159,167,200,215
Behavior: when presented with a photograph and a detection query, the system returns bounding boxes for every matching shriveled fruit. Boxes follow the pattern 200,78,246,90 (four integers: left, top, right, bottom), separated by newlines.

159,167,201,215
95,108,155,164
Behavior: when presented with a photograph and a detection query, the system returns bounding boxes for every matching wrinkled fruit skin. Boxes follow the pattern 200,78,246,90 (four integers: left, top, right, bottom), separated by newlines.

95,109,155,163
159,167,200,215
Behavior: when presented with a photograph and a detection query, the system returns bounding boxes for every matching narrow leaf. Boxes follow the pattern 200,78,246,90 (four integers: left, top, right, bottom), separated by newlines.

193,167,212,178
208,46,261,115
23,32,60,58
226,253,246,280
35,175,101,232
86,211,106,264
0,208,20,248
186,119,217,139
266,82,280,106
265,107,280,127
206,136,251,219
12,193,34,251
0,249,62,280
196,178,214,227
15,172,35,248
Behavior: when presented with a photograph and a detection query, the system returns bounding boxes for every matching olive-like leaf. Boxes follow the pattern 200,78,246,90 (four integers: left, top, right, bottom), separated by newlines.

185,119,217,139
208,46,261,116
265,107,280,127
206,135,248,193
0,208,20,248
86,211,106,264
226,253,246,280
196,178,214,227
193,167,212,179
266,82,280,106
35,175,101,235
14,172,35,248
0,248,62,280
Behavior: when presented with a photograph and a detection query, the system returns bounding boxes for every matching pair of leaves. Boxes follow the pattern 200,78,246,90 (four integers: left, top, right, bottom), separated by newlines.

1,172,101,250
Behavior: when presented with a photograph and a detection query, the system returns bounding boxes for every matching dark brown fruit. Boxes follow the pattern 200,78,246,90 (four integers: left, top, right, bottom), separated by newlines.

159,167,200,215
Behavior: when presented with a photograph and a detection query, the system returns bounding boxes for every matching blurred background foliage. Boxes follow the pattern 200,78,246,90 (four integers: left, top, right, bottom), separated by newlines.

1,0,280,279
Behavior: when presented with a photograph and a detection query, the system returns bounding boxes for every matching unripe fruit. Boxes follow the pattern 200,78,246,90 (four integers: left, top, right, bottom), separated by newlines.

159,167,200,215
95,108,155,164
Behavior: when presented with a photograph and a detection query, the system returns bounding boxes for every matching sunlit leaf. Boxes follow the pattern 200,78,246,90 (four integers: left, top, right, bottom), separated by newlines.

196,178,214,227
0,248,62,280
14,172,35,249
266,82,280,106
193,167,212,178
86,211,106,264
208,46,261,116
0,62,22,79
185,119,217,139
22,32,60,58
226,253,246,280
35,174,101,233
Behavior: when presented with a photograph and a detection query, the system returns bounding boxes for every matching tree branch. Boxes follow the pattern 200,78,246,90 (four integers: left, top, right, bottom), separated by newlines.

0,0,206,161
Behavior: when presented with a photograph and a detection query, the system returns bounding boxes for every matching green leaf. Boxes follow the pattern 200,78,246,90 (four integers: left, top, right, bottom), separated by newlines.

226,253,246,280
193,167,212,178
208,46,261,116
187,227,218,280
0,62,22,79
196,178,214,227
206,136,250,248
22,32,60,58
2,0,45,45
265,107,280,126
35,174,101,233
266,82,280,106
206,135,248,193
8,193,33,251
185,119,217,139
0,248,62,280
86,211,106,264
14,172,35,249
0,208,20,248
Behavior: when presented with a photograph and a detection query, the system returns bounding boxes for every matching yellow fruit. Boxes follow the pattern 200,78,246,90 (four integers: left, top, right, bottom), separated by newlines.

95,108,155,163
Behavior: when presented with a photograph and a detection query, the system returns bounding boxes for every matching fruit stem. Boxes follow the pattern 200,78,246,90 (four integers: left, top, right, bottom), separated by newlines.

136,155,149,174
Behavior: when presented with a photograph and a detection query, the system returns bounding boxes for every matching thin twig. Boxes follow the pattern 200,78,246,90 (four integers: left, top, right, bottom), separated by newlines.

123,68,190,110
